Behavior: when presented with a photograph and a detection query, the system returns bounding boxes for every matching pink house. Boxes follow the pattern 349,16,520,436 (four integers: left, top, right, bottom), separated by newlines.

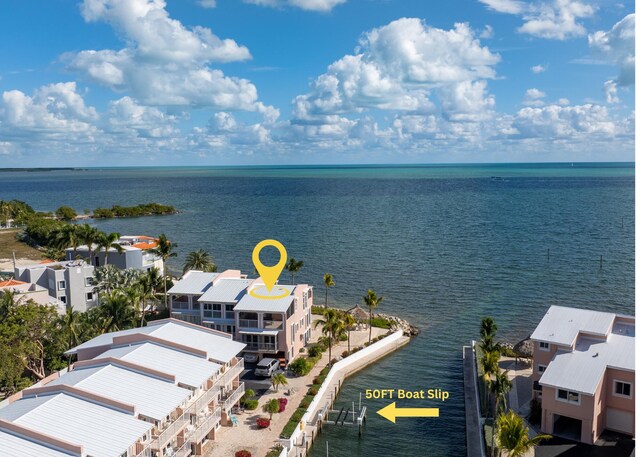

531,306,635,444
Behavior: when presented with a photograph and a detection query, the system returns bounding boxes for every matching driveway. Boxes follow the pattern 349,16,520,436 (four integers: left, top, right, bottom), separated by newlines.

240,363,274,397
535,435,635,457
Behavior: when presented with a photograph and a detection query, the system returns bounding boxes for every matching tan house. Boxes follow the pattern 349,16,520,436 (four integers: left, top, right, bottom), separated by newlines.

531,305,634,444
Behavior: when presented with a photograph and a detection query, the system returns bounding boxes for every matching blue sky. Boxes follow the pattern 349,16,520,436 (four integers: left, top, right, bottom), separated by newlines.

0,0,634,166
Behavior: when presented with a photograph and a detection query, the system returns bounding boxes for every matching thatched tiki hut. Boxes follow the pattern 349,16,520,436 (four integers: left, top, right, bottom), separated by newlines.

346,304,370,328
513,336,534,365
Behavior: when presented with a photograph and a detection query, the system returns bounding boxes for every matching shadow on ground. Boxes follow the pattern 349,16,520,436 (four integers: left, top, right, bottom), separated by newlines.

535,434,635,457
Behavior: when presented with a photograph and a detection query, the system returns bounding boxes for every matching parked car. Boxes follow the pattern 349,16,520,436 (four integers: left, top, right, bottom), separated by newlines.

254,358,279,377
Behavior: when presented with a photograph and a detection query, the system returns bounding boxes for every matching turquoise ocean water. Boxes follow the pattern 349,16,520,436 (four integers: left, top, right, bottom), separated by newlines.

0,163,634,456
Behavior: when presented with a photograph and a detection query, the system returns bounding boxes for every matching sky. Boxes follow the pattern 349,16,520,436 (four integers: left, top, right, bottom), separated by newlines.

0,0,635,166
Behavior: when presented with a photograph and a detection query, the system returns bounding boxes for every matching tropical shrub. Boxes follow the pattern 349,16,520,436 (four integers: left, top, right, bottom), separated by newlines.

342,350,349,358
308,345,323,358
289,357,311,376
278,397,287,412
243,399,259,410
371,316,393,329
307,385,319,396
256,418,270,429
266,445,284,457
236,450,251,457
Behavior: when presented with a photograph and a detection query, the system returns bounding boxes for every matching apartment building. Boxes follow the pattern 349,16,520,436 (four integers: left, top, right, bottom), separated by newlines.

14,260,96,312
0,278,66,313
169,269,313,362
66,235,164,273
0,319,246,457
531,305,635,444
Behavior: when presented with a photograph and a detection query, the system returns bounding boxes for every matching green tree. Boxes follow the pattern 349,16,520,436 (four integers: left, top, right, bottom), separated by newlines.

323,273,335,308
480,349,501,412
97,231,123,265
496,410,551,457
77,224,101,265
54,224,80,258
362,289,383,344
150,234,177,309
314,308,345,366
271,372,288,392
262,398,280,420
480,317,498,353
97,291,136,333
490,370,513,457
55,206,77,221
342,312,356,353
286,258,304,284
136,268,161,326
183,249,216,274
59,307,82,351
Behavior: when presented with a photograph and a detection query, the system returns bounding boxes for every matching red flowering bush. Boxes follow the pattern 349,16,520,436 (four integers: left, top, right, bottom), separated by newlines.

235,451,251,457
278,398,288,412
256,417,270,429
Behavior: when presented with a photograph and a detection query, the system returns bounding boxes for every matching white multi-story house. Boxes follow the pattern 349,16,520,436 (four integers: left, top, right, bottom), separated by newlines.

67,235,164,273
169,269,313,362
0,278,66,313
0,319,246,457
14,260,97,312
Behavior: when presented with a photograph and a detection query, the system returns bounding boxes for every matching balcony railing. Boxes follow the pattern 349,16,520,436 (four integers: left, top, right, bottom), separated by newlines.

243,342,278,352
171,437,192,457
221,382,245,411
191,407,222,443
263,320,284,330
151,411,189,450
191,384,220,414
218,358,244,387
238,319,259,328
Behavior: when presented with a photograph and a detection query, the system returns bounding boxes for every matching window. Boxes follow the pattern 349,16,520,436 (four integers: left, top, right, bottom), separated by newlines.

225,304,235,317
86,292,94,301
537,365,547,374
85,277,95,287
57,280,66,290
60,296,67,304
557,389,580,404
539,341,550,352
203,303,222,318
614,381,632,398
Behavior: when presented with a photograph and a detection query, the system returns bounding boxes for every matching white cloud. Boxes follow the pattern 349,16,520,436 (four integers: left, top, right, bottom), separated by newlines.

531,64,547,73
107,96,179,138
523,88,546,106
68,0,273,112
0,82,98,134
243,0,346,11
292,18,499,129
510,103,619,138
588,14,634,102
480,0,596,40
557,97,570,105
480,25,494,39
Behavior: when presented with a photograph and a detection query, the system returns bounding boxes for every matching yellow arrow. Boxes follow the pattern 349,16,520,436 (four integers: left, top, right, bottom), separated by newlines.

376,402,440,423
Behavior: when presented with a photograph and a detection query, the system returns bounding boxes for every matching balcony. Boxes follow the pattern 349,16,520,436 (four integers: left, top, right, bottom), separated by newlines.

239,319,259,328
190,407,222,443
150,411,189,450
221,382,245,412
218,358,244,387
243,341,278,352
263,320,284,330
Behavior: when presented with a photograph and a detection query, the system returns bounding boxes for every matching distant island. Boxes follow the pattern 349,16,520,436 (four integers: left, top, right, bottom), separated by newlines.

0,168,83,172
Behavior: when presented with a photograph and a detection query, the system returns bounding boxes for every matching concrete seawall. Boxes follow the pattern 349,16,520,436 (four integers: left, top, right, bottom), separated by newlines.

463,343,485,457
283,330,411,457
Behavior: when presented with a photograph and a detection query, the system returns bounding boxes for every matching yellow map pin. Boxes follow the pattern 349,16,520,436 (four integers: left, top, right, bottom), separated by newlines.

252,239,287,292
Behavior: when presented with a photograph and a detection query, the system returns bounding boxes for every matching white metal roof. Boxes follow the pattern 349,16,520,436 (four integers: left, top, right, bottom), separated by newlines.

99,342,221,389
530,305,616,346
539,329,635,395
0,393,152,457
47,363,191,421
0,429,77,457
167,271,219,295
239,329,279,336
198,278,252,303
66,319,245,363
234,285,295,313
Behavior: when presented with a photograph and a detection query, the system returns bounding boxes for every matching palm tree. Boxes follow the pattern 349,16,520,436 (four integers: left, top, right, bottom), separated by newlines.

183,249,217,274
77,224,100,265
94,264,121,295
97,232,123,265
286,258,304,284
54,224,80,258
314,308,345,366
97,291,136,333
262,398,280,420
323,273,335,308
363,289,383,344
496,410,551,457
490,370,513,457
480,316,498,352
271,373,288,392
342,312,356,353
480,349,501,412
60,307,81,350
150,234,177,309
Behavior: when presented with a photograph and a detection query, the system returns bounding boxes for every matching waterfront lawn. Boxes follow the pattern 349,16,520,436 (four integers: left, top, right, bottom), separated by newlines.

0,229,42,262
